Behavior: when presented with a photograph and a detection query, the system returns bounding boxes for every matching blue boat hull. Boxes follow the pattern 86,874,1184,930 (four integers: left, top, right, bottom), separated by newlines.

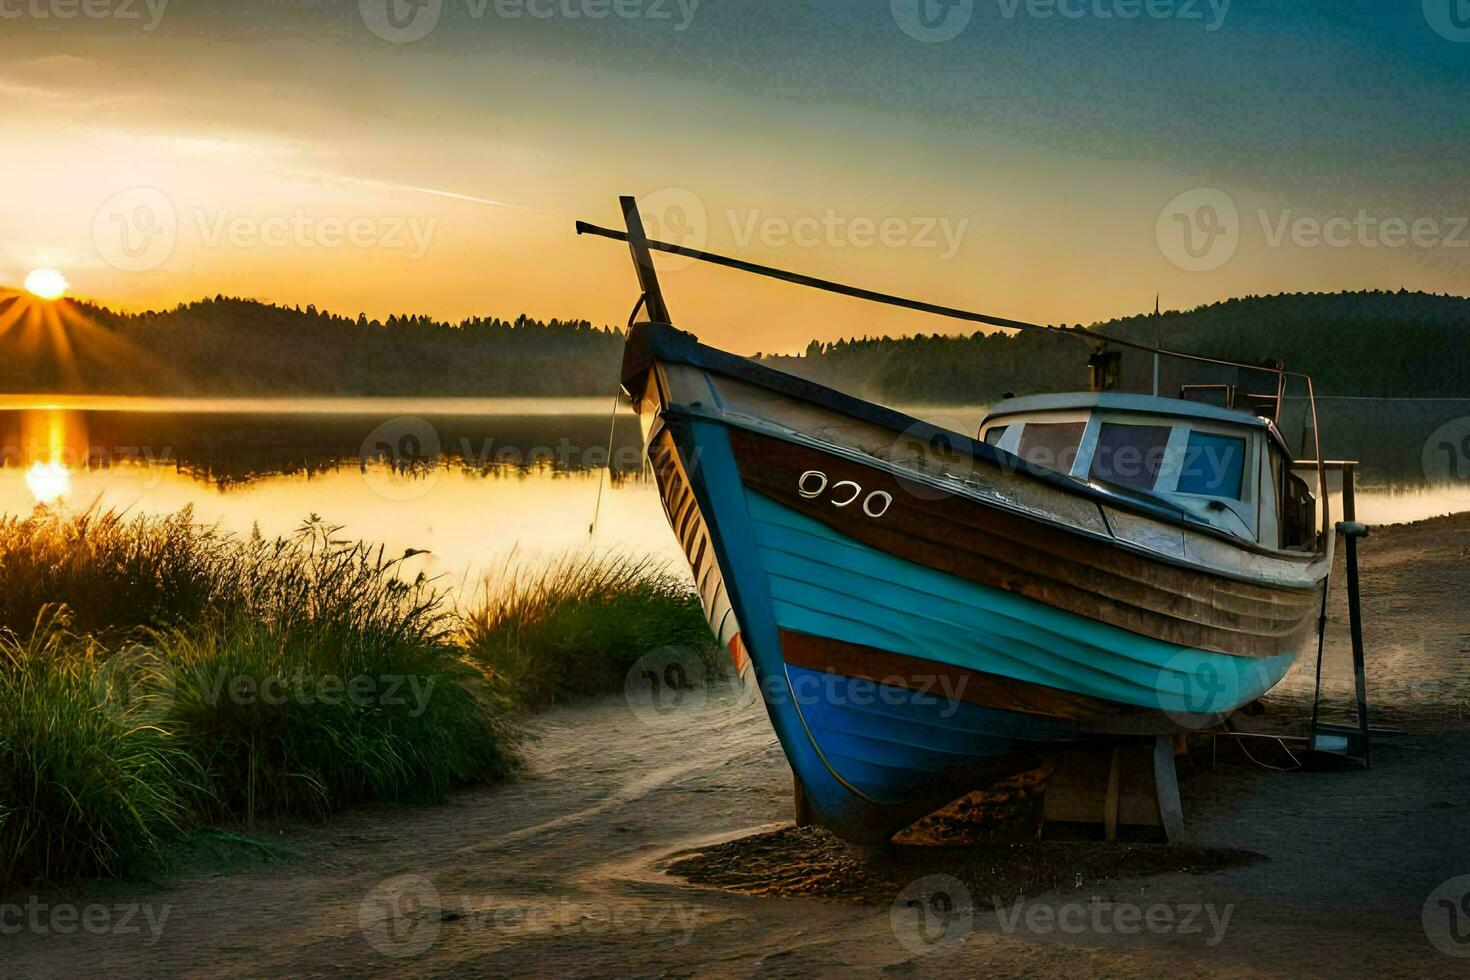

647,412,1298,841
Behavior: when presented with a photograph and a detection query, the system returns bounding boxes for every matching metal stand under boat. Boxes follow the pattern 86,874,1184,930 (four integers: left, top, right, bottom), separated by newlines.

1040,737,1185,843
1304,518,1382,770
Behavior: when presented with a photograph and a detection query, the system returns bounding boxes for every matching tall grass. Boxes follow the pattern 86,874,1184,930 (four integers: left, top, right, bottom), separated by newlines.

0,508,236,639
463,552,718,708
0,509,707,886
0,608,200,889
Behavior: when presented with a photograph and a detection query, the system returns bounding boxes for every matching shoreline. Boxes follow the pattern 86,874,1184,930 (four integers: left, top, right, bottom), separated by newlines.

3,513,1467,976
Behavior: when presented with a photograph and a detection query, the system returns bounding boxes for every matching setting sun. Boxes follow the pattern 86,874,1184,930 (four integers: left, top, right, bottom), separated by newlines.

24,459,71,505
24,268,69,301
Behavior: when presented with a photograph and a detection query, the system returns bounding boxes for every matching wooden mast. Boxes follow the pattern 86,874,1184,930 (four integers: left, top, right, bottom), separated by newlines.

619,195,672,325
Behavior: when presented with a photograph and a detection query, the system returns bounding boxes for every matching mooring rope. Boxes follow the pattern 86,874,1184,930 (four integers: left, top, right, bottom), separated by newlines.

588,292,649,537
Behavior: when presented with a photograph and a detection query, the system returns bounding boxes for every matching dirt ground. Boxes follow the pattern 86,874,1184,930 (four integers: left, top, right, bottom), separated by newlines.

3,514,1468,978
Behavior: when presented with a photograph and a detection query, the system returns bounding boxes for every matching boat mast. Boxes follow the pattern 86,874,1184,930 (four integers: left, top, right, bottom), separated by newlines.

619,196,672,325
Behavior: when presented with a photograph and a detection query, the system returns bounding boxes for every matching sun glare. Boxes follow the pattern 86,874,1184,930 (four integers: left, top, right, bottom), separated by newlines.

25,460,71,506
24,268,69,301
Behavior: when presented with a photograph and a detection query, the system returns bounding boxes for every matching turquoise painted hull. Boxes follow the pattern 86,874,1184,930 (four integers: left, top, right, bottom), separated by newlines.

667,417,1296,840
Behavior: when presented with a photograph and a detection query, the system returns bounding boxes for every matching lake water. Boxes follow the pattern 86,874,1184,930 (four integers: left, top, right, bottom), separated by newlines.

1,396,1468,592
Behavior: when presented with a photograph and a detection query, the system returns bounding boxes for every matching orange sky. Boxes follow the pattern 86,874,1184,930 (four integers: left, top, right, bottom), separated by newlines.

3,6,1467,355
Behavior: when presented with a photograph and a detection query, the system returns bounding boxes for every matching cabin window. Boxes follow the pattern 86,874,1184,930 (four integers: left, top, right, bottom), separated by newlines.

983,425,1009,447
1016,422,1085,474
1176,431,1247,500
1089,423,1170,491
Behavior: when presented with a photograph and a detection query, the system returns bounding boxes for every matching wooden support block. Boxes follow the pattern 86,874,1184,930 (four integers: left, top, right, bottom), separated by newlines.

1041,737,1183,843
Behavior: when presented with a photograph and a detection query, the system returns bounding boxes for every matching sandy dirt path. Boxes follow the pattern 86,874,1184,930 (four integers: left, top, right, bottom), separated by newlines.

4,516,1469,978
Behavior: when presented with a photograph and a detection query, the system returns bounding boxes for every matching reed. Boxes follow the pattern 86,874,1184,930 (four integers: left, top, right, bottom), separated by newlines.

463,551,718,708
0,507,237,639
0,512,515,886
155,522,519,825
0,509,708,885
0,608,200,888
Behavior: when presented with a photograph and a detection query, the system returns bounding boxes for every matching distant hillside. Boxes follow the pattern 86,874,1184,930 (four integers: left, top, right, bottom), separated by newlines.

0,295,625,397
764,290,1470,401
1,289,1465,399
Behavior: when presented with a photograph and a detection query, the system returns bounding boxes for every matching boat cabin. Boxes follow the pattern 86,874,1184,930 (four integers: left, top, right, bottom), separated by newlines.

978,392,1316,550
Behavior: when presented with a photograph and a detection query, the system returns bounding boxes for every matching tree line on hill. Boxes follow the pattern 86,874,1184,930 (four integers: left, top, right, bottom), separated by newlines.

0,289,1464,399
767,290,1470,401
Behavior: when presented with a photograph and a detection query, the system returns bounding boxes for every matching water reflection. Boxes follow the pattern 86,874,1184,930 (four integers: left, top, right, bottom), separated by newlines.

0,402,679,586
2,397,1468,585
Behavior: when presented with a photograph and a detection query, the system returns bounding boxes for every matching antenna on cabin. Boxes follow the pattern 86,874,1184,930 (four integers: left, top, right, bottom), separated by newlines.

1152,293,1162,397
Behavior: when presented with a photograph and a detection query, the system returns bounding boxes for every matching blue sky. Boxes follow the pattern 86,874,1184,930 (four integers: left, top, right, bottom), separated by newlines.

2,1,1467,351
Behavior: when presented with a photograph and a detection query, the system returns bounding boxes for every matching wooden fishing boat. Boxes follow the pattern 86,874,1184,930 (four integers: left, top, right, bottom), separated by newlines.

581,198,1334,842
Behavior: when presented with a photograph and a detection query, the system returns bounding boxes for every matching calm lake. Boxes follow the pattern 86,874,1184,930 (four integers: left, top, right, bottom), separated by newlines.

2,395,1468,593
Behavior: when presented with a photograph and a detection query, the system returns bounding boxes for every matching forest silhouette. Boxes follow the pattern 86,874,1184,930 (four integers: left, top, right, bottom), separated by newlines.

1,289,1464,400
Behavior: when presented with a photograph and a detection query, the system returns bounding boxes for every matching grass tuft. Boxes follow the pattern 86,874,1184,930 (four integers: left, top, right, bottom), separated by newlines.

462,552,717,708
0,509,705,887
